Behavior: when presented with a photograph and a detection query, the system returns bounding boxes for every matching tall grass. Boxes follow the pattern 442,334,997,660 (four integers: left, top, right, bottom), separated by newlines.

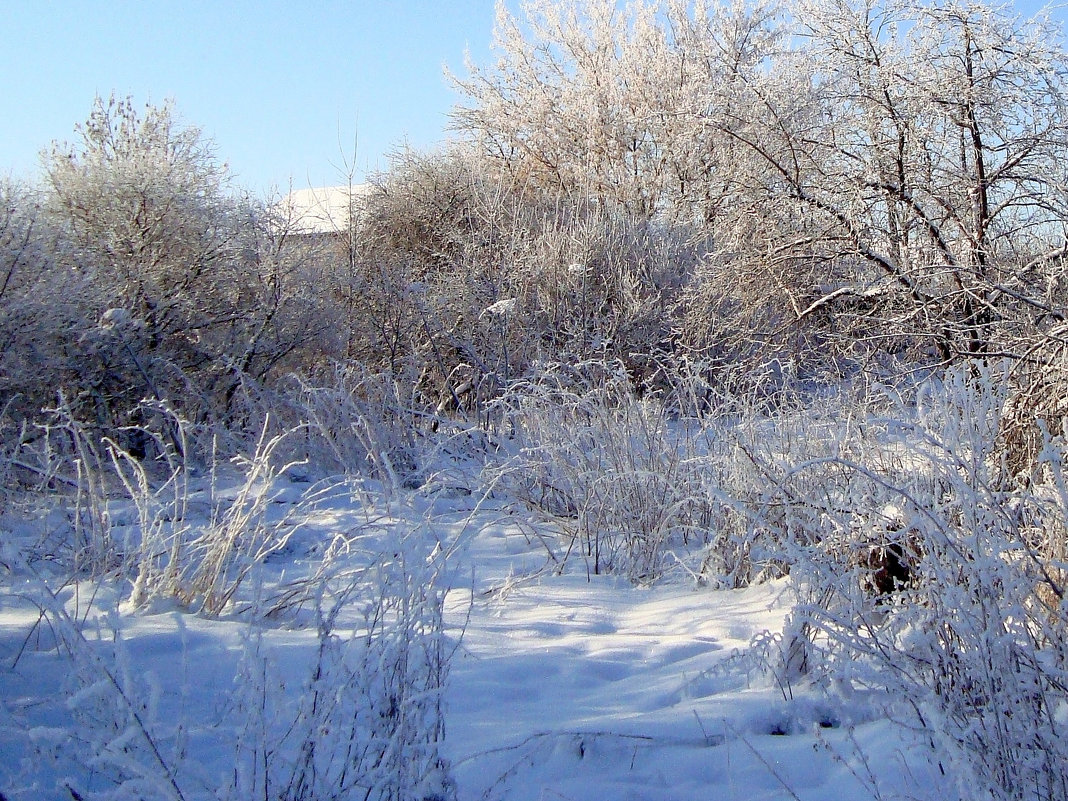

484,360,716,581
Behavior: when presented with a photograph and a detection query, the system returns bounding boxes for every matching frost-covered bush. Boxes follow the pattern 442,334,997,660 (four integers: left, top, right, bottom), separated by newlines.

486,360,716,581
0,179,75,428
8,403,327,615
0,97,338,451
355,147,698,410
1000,335,1068,477
720,375,913,579
292,362,430,488
775,364,1068,801
230,524,455,801
22,598,196,801
116,419,323,616
481,358,880,585
12,519,455,801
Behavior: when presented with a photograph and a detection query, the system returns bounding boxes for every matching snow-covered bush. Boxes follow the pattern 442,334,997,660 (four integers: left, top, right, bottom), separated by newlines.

354,146,698,409
293,362,429,488
774,364,1068,801
8,402,327,616
245,526,455,801
113,417,322,616
0,97,341,452
9,587,201,801
481,358,872,585
486,360,715,581
19,398,127,577
13,515,454,801
1000,334,1068,478
0,179,72,429
716,374,911,584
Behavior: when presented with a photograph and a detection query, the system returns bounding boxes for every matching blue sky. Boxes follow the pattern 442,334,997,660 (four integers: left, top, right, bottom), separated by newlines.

0,1,499,195
0,0,1062,197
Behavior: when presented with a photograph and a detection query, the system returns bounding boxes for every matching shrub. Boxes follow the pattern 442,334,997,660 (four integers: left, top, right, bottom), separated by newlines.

485,360,716,581
13,516,455,801
0,97,340,447
774,364,1068,801
354,147,699,410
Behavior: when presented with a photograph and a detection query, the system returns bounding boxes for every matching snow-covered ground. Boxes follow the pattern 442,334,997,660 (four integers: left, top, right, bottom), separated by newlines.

0,474,954,800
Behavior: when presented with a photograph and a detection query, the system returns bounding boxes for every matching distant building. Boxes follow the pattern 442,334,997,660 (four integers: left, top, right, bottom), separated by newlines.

281,184,372,236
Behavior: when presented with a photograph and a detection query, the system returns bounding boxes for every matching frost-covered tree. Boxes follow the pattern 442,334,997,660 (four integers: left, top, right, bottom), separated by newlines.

708,0,1068,363
33,96,335,438
0,179,77,422
45,96,237,327
451,0,779,225
453,0,1068,375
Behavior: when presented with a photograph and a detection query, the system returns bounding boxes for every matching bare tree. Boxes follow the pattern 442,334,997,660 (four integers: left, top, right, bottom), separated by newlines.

713,0,1068,362
452,0,1068,377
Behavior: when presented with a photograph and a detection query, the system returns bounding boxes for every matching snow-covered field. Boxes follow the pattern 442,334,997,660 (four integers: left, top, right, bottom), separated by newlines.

0,469,956,801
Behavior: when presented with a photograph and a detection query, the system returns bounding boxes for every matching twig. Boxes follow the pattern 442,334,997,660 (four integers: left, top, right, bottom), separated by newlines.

455,729,657,768
724,720,804,801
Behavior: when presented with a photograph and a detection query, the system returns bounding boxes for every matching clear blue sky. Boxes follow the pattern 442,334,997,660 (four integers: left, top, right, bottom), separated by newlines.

0,0,500,195
0,0,1061,197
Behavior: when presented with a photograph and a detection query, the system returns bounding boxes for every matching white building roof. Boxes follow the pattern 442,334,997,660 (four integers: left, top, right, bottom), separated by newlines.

282,184,372,235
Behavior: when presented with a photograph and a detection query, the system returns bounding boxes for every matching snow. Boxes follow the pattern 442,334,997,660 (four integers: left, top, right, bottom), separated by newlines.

0,475,953,800
440,549,940,801
480,298,518,319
